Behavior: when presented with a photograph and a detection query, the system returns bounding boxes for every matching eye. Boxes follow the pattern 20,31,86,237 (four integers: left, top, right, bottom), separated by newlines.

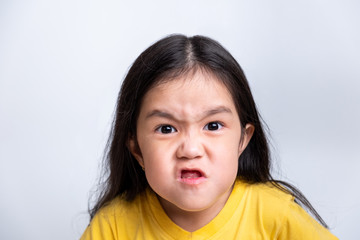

204,122,224,131
155,125,177,134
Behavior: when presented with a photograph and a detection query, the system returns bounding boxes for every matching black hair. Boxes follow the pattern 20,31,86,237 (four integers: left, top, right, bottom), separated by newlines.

89,34,328,228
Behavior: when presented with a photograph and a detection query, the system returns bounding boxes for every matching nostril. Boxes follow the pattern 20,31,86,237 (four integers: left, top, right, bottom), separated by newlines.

176,138,204,160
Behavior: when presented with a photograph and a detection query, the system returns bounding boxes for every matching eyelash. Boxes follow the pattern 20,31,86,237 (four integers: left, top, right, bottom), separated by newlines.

155,125,177,134
155,122,224,134
204,122,224,131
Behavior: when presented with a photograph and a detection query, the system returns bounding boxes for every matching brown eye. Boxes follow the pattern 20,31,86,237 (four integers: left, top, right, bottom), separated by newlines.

204,122,223,131
156,125,177,134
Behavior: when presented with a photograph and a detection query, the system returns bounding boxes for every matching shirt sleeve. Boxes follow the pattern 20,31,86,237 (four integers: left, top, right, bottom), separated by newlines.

277,200,338,240
80,212,115,240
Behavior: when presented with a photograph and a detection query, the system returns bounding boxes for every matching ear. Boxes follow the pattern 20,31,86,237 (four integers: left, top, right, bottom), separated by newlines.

238,123,255,157
128,137,144,168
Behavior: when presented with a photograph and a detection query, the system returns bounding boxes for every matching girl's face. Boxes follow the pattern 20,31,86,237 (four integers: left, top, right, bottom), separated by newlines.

129,71,253,227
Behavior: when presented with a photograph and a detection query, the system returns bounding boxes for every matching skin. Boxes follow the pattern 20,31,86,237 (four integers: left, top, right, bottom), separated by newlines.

129,71,254,232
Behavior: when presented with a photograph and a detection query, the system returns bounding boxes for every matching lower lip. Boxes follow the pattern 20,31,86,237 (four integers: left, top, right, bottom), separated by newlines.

178,176,206,185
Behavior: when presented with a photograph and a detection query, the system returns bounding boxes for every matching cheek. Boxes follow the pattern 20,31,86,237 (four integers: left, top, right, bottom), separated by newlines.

210,134,240,172
142,146,176,194
213,148,239,170
141,141,175,175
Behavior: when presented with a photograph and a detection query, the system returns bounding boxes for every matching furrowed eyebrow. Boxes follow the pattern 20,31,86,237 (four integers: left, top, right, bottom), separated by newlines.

203,106,232,118
145,106,233,121
145,110,177,120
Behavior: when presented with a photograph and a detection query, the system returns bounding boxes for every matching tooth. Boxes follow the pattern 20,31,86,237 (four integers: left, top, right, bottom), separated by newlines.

182,171,201,179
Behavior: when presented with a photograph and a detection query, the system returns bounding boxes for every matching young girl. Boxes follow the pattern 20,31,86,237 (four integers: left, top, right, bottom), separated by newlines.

81,34,338,239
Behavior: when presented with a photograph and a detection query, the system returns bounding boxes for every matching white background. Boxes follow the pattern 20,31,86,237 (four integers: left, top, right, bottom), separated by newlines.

1,0,359,239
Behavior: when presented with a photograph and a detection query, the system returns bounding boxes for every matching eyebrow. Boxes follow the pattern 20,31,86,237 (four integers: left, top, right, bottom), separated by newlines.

145,106,233,121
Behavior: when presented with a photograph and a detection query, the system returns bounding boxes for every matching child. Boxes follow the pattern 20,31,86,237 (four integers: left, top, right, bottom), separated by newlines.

81,34,338,239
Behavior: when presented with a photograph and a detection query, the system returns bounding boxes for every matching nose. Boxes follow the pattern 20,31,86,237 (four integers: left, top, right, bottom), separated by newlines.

176,131,204,160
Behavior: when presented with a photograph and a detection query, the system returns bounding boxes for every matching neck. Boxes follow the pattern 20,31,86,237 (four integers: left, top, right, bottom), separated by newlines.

158,189,232,232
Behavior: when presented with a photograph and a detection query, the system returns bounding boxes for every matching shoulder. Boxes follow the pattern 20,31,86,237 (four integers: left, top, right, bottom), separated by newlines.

96,194,142,221
240,181,294,228
245,181,292,199
239,181,338,239
278,197,338,239
80,192,147,240
242,181,294,216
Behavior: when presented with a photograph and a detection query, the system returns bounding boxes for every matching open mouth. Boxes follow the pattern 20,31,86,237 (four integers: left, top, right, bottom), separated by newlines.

181,170,203,179
179,169,206,185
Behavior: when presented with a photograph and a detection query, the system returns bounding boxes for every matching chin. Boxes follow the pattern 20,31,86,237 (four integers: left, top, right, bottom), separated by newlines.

171,198,215,212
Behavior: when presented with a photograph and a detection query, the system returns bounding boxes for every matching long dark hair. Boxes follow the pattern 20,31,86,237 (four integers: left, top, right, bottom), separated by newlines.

89,34,328,227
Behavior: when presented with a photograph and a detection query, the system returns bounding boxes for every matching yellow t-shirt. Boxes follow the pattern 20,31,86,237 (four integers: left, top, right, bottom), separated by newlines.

80,180,338,239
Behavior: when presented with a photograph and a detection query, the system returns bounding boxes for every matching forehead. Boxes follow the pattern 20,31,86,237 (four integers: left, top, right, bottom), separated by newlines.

139,71,237,119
